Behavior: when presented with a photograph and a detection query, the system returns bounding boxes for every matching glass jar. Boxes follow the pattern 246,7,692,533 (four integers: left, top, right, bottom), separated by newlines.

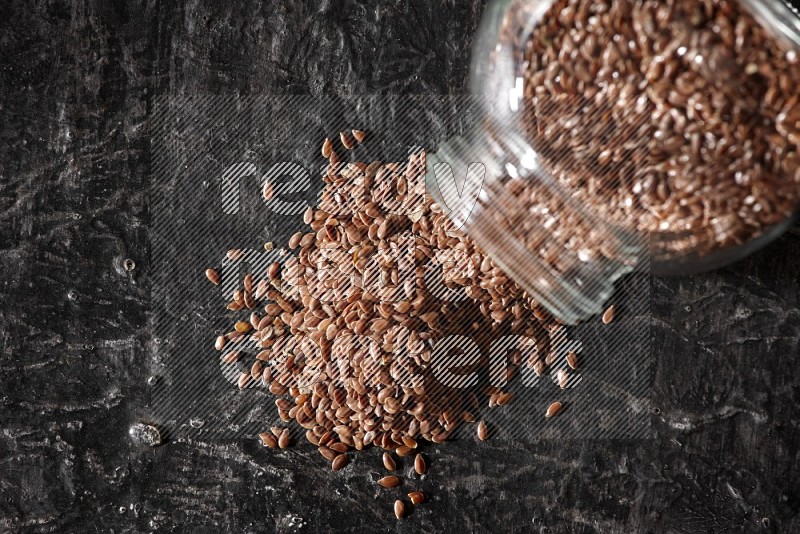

427,0,800,324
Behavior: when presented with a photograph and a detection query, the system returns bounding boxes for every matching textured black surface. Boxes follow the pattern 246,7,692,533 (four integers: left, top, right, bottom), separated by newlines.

1,1,799,532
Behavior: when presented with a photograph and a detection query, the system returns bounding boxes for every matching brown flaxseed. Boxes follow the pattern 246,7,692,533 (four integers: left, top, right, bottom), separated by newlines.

394,500,405,520
602,305,616,325
332,453,348,471
545,401,563,419
414,453,426,475
566,351,578,370
408,491,425,505
340,131,355,150
383,452,397,472
321,137,333,158
377,475,401,488
205,268,220,285
396,446,414,457
209,132,571,502
557,369,568,389
319,446,336,461
237,372,250,390
278,428,290,449
221,351,239,364
477,420,488,441
352,129,365,143
258,432,278,448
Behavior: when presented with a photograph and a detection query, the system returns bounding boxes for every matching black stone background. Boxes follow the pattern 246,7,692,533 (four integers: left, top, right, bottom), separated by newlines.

1,1,799,532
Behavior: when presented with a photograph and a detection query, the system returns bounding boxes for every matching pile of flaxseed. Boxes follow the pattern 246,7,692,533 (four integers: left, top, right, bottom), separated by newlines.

206,130,578,518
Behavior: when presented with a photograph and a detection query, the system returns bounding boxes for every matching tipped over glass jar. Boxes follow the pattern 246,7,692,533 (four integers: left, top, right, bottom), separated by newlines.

427,0,800,324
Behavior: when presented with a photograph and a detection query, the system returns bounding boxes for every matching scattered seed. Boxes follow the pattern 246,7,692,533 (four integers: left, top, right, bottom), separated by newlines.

319,446,336,461
226,249,243,261
221,351,239,364
352,129,365,143
332,453,348,471
258,432,278,448
234,321,251,333
602,305,616,325
546,401,563,418
477,420,488,441
278,428,290,449
237,372,250,390
383,452,396,472
205,268,220,285
340,131,355,150
377,476,401,488
321,137,333,158
558,369,569,389
396,446,414,457
394,500,405,519
408,491,425,505
214,335,226,351
496,392,512,406
566,351,578,370
414,453,426,475
401,436,417,449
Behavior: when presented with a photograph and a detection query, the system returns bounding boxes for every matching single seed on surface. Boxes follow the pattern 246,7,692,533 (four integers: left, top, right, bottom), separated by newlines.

263,241,274,251
288,232,302,249
258,432,277,448
566,351,578,369
332,453,348,471
477,420,488,441
408,491,425,505
558,369,568,389
221,351,239,364
396,446,414,457
234,321,251,333
214,335,226,351
352,129,366,143
278,428,290,449
377,475,401,488
205,268,221,285
340,131,355,150
414,453,426,475
602,305,616,324
383,452,396,471
321,137,333,158
496,392,512,406
227,249,243,261
237,372,249,390
546,401,563,418
319,446,336,461
394,500,405,520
